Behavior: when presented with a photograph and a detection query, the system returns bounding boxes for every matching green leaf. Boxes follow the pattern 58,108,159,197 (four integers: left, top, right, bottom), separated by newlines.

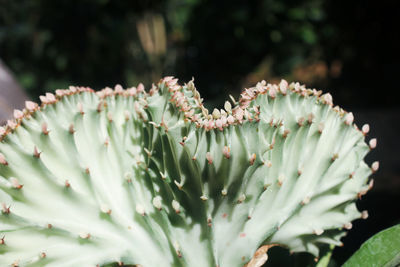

343,224,400,267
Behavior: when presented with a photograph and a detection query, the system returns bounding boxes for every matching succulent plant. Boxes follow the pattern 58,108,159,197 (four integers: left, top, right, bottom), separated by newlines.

0,77,378,267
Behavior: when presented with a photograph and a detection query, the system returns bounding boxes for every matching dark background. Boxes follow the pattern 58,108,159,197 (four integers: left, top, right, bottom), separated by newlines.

1,0,399,265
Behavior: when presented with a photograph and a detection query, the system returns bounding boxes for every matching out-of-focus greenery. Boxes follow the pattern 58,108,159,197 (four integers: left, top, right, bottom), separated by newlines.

0,0,398,106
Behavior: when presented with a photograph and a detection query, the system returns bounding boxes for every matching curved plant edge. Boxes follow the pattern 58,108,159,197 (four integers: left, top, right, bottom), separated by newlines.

343,224,400,267
0,77,378,266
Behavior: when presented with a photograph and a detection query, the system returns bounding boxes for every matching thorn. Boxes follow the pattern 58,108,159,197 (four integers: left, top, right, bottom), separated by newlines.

47,223,52,229
349,172,355,179
301,196,311,205
331,153,339,161
107,112,113,122
0,153,8,166
104,137,109,146
249,153,256,165
100,204,112,215
42,123,49,135
77,102,84,115
40,252,46,258
0,235,4,245
25,101,38,112
174,180,183,190
124,110,130,121
152,196,162,210
278,174,285,186
279,79,288,95
97,102,103,113
1,203,10,214
343,222,353,230
79,232,91,239
369,138,377,149
172,200,181,213
360,210,369,219
135,204,146,216
308,113,315,124
222,146,230,159
371,161,379,172
33,146,41,158
237,194,246,203
263,160,272,167
200,195,208,201
283,129,290,138
13,109,24,120
221,188,227,196
159,171,166,180
65,180,70,188
297,117,305,127
124,172,132,183
313,229,324,236
224,101,232,113
85,168,90,174
10,177,23,189
362,124,370,135
206,152,213,164
345,112,354,125
263,184,271,191
318,122,324,133
69,124,75,134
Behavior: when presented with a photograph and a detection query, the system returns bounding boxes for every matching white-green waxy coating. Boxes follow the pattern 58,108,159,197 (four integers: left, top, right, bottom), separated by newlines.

0,78,377,267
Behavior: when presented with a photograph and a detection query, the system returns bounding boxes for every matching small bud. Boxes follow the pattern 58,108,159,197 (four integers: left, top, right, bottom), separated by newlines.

107,112,113,122
362,124,370,135
314,229,324,236
172,200,180,213
13,109,24,120
361,210,369,219
77,102,84,115
369,138,377,149
297,117,305,126
224,101,232,113
10,177,23,189
371,161,379,172
0,153,8,165
135,204,145,216
212,108,221,119
318,122,324,133
200,195,208,201
278,174,285,186
301,196,311,205
221,188,227,196
249,153,256,165
42,123,49,135
174,180,183,190
222,146,230,159
33,146,41,158
279,79,288,95
25,101,38,112
100,204,112,214
152,196,162,210
79,232,91,239
69,124,75,134
343,222,353,230
345,112,354,125
206,152,213,164
238,194,246,203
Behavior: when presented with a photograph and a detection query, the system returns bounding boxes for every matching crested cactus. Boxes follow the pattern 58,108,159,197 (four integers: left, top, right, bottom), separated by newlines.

0,77,377,267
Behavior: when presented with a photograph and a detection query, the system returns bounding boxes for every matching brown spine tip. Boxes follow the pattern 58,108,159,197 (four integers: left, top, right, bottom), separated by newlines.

33,146,41,158
42,123,49,135
249,153,256,165
0,153,8,166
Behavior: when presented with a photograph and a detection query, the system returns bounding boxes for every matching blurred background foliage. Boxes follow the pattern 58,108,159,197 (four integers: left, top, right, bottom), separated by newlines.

1,0,398,108
1,0,399,265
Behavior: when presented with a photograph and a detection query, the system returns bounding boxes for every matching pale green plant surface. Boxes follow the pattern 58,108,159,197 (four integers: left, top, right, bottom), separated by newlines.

0,78,377,266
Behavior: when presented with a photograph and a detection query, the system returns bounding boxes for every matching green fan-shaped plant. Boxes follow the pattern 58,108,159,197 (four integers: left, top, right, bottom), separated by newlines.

0,77,378,266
